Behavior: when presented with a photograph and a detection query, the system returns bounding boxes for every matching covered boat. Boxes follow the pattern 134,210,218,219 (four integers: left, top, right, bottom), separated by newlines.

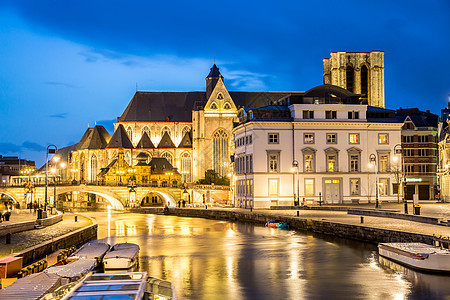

67,241,110,264
378,242,450,272
103,243,140,270
45,258,97,282
0,272,62,300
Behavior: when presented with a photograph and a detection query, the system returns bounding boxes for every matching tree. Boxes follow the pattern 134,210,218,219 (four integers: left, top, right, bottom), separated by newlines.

197,170,230,186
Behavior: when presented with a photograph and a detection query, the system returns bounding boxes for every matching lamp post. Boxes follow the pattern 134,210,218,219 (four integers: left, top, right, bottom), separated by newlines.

292,160,299,206
369,153,379,208
21,167,34,209
44,145,57,211
393,144,407,213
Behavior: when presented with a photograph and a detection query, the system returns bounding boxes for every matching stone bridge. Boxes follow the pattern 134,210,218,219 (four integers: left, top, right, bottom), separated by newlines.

0,184,230,210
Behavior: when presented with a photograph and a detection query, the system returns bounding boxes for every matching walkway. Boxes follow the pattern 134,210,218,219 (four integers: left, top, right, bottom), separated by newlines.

0,213,92,257
0,209,36,224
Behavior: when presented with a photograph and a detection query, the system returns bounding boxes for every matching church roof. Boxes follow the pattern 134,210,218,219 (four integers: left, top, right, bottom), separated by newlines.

106,124,134,149
178,131,192,148
206,64,223,78
136,132,155,148
76,125,111,150
150,157,179,174
118,91,299,122
157,132,176,148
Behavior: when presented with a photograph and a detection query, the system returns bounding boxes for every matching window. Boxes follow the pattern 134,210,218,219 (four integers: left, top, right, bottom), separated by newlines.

361,65,368,96
405,149,414,157
418,135,428,143
162,152,173,165
404,136,413,143
268,153,279,173
90,155,97,182
418,149,427,156
378,134,389,144
127,127,133,141
210,102,218,109
245,156,249,173
161,126,171,138
406,164,414,173
224,103,231,109
303,110,314,119
349,133,359,144
304,133,315,144
327,133,337,144
302,148,316,173
305,179,314,196
350,178,360,195
213,129,229,177
326,111,337,119
327,155,336,172
181,152,192,182
348,111,359,119
304,154,313,172
350,155,359,172
249,135,252,144
379,178,389,196
245,136,248,144
182,126,190,138
217,93,224,100
346,65,354,93
379,154,389,172
269,179,279,196
419,164,429,173
268,133,279,144
142,126,151,138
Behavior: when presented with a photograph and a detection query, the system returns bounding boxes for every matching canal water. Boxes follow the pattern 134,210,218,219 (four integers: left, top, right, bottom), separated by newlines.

87,212,450,300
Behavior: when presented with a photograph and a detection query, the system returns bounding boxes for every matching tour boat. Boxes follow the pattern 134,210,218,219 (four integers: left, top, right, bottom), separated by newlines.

103,243,140,270
378,242,450,272
67,240,110,265
265,221,289,229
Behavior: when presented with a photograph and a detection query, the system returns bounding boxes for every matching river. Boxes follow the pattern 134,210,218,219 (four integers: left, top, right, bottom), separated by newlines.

86,212,450,300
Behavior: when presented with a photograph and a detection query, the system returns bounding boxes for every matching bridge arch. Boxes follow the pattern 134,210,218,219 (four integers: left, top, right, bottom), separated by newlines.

56,186,125,210
140,190,177,207
0,191,21,204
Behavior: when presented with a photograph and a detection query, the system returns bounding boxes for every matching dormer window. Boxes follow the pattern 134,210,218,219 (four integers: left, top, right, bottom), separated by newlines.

211,102,218,110
217,93,224,100
224,102,231,109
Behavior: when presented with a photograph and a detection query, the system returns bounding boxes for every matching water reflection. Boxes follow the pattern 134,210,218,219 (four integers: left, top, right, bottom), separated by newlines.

87,212,450,300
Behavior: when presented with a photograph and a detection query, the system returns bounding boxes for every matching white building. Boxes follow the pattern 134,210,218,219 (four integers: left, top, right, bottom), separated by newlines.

233,85,402,208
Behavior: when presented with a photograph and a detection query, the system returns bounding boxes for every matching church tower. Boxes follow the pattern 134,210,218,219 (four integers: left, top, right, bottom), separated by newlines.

323,51,385,108
206,64,224,99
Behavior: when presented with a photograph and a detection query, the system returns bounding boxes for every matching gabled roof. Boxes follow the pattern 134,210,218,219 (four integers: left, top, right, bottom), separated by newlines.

206,64,223,78
178,131,192,148
98,159,117,176
136,132,155,149
149,157,179,174
157,132,176,148
106,124,134,149
76,125,111,150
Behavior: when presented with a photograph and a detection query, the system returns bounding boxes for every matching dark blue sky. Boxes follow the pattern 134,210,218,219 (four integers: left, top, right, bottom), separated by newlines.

0,0,449,167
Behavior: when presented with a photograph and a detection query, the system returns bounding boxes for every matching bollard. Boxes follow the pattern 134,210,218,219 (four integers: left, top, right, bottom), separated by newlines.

360,216,364,223
250,207,253,212
205,205,208,209
75,215,78,222
297,211,299,217
6,233,11,244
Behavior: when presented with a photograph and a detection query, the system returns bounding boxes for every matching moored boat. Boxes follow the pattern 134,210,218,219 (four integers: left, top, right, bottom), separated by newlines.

67,240,110,265
103,243,140,270
378,242,450,272
265,221,289,229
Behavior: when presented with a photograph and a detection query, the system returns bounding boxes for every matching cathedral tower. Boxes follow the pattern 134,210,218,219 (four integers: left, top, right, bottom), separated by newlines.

323,51,385,108
206,64,224,99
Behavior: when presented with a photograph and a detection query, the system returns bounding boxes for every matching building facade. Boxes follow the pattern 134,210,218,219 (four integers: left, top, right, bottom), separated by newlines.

233,85,402,208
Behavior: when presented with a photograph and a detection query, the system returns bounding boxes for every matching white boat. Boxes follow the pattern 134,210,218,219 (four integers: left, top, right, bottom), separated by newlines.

67,240,110,264
378,242,450,272
103,243,140,270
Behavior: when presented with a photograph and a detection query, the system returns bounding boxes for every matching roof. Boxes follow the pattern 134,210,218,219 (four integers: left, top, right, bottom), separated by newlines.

76,125,111,150
157,132,176,148
136,132,155,148
117,91,298,122
150,157,179,174
206,64,223,78
178,131,192,148
106,124,134,149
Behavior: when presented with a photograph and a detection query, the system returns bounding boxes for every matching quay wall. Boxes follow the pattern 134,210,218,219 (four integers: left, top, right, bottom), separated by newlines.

13,217,97,265
134,208,434,245
0,213,64,238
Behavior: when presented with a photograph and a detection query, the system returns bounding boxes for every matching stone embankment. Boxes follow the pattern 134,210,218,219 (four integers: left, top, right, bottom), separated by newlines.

134,207,437,245
0,213,63,238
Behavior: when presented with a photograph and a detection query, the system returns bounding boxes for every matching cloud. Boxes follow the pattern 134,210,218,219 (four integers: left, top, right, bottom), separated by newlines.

44,81,76,88
0,141,46,154
49,112,68,119
225,69,271,90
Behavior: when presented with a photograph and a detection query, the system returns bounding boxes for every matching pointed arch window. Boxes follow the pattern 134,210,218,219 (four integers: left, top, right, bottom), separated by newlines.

161,126,171,138
361,65,369,97
223,102,231,110
210,102,218,110
213,129,229,177
181,152,192,182
182,126,190,138
125,152,131,166
162,152,173,166
90,155,97,182
217,93,224,100
126,127,133,141
346,65,354,93
141,126,150,138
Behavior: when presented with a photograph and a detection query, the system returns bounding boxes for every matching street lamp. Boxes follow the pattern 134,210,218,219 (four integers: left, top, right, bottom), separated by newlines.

292,160,299,206
44,145,57,214
393,144,407,213
369,153,379,208
21,167,34,209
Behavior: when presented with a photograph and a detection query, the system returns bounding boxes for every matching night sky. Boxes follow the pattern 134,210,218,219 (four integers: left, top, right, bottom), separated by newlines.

0,0,449,167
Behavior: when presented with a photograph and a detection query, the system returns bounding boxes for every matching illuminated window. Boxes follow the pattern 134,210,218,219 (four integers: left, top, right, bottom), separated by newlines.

379,178,389,196
126,127,133,140
350,178,360,195
350,155,359,172
213,129,229,177
181,152,191,182
305,154,313,172
305,179,314,196
378,134,389,144
268,154,279,173
90,155,97,182
349,133,359,144
162,152,173,165
268,179,278,196
304,133,314,144
327,155,336,172
379,154,389,172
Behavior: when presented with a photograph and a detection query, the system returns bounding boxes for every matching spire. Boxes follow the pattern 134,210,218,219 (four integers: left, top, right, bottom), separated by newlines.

206,64,224,99
106,124,134,149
